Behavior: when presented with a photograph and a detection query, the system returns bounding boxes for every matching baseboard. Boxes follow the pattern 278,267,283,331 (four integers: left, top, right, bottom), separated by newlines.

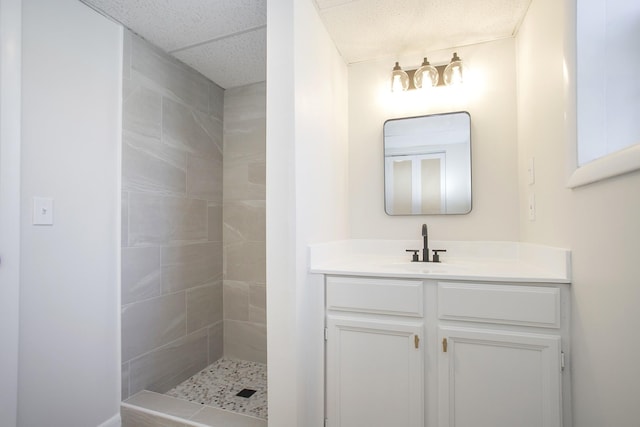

97,412,121,427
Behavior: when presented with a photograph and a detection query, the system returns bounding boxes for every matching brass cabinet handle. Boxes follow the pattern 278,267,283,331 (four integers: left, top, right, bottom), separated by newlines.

443,337,448,353
414,335,420,349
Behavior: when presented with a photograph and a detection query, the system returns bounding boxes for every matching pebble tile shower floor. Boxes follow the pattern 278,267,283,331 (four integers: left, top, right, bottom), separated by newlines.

166,358,268,420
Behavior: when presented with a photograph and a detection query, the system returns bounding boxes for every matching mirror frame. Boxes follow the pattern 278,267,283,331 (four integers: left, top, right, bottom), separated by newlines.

383,111,472,216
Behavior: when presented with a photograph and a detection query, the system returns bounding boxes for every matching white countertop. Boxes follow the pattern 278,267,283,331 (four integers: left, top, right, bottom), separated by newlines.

309,240,571,283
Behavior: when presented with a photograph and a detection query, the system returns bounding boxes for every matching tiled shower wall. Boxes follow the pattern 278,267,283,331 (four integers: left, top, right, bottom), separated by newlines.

120,31,225,399
223,83,267,363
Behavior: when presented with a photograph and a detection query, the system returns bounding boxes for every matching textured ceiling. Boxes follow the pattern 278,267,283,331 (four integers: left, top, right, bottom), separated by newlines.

81,0,531,89
82,0,266,89
314,0,533,63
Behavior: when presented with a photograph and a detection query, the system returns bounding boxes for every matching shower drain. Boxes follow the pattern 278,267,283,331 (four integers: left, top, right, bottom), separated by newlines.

236,388,257,398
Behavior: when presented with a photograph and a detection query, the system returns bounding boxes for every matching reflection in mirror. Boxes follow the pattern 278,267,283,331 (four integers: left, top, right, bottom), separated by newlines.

384,111,471,215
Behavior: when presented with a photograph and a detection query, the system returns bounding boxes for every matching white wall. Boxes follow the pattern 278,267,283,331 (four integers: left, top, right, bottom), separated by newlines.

293,1,349,424
266,1,296,425
0,0,22,425
266,0,349,425
516,0,572,247
517,0,640,425
348,39,520,241
19,0,122,426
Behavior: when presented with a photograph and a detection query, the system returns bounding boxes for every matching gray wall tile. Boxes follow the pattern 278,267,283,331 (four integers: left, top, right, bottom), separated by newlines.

164,198,201,243
223,119,266,166
122,292,186,361
122,246,162,305
223,281,249,321
127,192,165,246
196,114,223,156
164,197,207,243
122,34,227,396
207,204,223,242
123,84,161,143
224,320,267,364
163,97,222,160
123,30,132,81
123,76,137,101
131,36,209,114
208,321,223,363
128,329,209,395
224,83,266,124
122,362,130,400
223,162,265,202
249,284,266,325
187,154,222,202
128,194,207,246
223,84,266,168
225,241,265,283
223,201,265,244
186,283,223,333
248,160,266,187
122,136,187,195
222,82,266,362
161,242,222,293
209,82,224,121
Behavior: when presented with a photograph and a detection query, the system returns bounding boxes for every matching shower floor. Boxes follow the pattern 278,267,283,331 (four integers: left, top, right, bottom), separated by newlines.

166,358,268,420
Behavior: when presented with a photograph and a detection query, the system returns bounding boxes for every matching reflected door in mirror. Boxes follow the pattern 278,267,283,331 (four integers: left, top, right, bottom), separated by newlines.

384,112,471,215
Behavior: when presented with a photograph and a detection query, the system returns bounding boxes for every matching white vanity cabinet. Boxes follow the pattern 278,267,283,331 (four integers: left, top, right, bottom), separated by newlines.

437,282,565,427
323,276,570,427
325,276,425,427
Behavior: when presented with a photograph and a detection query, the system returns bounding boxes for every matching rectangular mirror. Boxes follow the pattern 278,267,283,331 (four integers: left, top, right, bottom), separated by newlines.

384,111,471,215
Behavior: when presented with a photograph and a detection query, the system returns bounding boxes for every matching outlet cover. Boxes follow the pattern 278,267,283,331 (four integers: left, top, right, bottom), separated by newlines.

33,197,54,225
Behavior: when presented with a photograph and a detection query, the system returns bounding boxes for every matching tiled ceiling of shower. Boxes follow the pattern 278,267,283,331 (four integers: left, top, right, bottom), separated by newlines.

81,0,531,89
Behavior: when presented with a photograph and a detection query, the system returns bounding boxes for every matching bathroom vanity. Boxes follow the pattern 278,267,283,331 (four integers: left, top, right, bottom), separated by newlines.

310,240,571,427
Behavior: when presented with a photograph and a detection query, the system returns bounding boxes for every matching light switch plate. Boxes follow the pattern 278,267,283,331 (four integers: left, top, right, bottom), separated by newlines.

528,157,535,185
33,197,54,225
528,193,536,221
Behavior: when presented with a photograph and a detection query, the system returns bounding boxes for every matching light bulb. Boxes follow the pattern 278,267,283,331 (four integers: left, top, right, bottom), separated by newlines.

413,57,439,89
391,62,409,92
443,52,465,86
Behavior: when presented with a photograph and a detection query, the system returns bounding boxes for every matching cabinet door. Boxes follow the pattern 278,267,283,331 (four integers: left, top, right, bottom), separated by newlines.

326,315,424,427
438,326,562,427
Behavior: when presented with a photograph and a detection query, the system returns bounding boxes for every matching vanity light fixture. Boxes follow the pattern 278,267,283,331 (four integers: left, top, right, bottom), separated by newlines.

391,62,410,92
443,52,465,86
391,53,466,91
413,57,439,89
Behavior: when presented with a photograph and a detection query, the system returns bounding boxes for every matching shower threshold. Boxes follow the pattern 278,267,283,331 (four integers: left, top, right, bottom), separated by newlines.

122,358,267,427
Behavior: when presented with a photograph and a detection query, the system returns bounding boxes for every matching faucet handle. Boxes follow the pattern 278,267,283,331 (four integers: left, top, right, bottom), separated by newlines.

405,249,420,262
432,249,447,263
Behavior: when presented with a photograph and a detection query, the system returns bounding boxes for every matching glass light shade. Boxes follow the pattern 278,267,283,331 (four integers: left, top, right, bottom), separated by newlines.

443,52,465,86
391,62,409,92
413,57,439,89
